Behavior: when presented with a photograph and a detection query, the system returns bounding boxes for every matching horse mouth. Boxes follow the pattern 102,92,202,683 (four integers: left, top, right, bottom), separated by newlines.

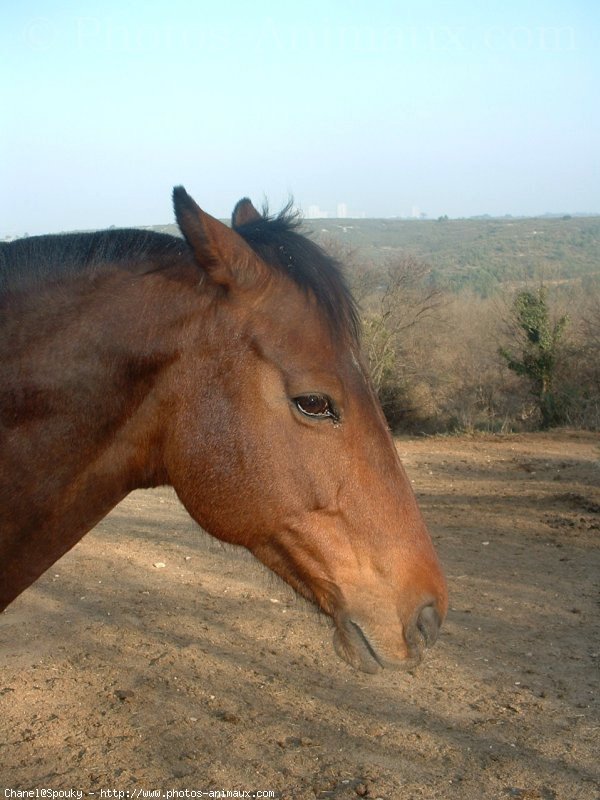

333,620,384,674
332,617,424,674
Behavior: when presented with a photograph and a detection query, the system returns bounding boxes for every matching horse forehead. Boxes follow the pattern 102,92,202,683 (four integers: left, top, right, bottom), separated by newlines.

238,277,363,378
250,284,329,344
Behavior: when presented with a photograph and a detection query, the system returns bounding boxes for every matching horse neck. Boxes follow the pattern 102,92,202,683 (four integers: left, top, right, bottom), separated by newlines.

0,260,211,610
1,262,203,498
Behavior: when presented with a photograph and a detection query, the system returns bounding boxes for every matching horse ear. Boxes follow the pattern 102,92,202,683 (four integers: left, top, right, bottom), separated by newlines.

232,197,262,228
173,186,265,289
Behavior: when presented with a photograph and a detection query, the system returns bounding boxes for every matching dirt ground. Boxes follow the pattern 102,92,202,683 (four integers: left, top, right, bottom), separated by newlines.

1,430,598,799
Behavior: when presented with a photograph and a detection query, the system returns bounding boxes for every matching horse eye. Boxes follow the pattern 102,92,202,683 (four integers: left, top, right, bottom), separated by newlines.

294,394,337,420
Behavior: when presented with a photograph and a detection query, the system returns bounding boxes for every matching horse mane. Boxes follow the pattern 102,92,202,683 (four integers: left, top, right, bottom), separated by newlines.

233,202,361,344
1,205,360,344
0,229,186,296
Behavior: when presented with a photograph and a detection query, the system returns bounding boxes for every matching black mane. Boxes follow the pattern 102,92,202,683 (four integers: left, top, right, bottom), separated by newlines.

233,204,360,343
0,229,186,296
1,206,359,344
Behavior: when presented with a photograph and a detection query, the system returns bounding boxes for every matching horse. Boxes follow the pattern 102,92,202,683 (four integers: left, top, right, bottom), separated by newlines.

0,187,447,673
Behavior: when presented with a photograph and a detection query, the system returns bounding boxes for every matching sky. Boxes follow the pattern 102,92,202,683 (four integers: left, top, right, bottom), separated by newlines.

1,1,599,235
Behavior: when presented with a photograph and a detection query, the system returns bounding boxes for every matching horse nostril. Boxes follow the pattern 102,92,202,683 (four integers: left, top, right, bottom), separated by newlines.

416,604,441,647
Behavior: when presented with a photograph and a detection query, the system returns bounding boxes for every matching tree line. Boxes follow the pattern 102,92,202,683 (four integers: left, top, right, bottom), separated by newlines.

339,247,600,433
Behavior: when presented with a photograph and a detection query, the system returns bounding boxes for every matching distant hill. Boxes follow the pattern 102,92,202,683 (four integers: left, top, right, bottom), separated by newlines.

151,215,600,296
311,216,600,296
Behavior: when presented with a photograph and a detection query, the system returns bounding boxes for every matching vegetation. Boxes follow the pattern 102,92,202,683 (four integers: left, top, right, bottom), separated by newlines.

314,216,600,433
314,215,600,298
499,289,569,428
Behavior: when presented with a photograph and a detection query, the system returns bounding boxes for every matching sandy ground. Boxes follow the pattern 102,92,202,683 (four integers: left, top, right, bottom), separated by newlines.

1,430,598,800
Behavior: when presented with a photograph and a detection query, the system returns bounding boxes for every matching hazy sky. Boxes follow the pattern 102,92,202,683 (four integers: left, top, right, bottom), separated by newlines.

2,1,599,235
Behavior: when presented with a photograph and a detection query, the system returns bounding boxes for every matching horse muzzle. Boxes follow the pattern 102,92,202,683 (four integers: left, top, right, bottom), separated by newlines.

332,603,442,674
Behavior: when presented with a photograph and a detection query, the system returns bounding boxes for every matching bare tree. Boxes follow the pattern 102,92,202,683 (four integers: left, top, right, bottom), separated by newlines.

356,255,445,427
362,255,444,389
